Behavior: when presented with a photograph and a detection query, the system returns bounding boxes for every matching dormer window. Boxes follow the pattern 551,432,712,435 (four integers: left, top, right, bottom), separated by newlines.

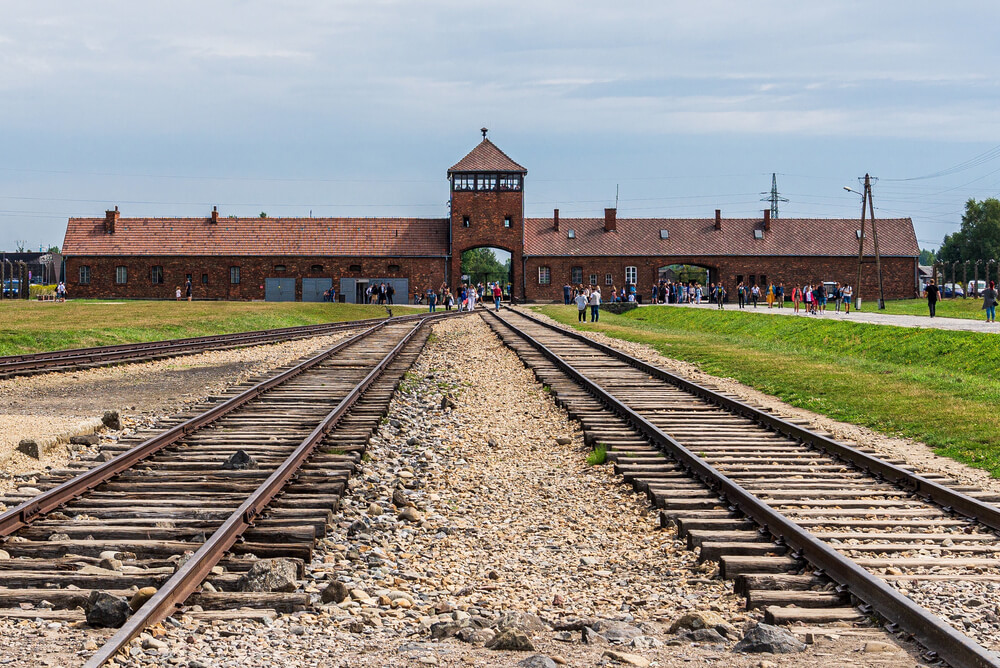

453,174,474,191
754,229,764,240
476,174,497,191
567,229,576,239
660,230,669,239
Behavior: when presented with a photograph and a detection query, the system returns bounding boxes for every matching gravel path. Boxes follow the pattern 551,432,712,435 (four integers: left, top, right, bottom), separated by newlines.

655,301,997,333
0,330,355,493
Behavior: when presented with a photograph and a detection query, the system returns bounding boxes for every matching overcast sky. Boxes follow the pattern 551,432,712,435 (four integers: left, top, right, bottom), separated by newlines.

2,1,999,252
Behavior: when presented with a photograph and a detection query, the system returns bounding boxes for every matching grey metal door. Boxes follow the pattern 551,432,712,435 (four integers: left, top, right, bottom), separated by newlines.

340,279,356,304
302,278,332,302
265,278,296,302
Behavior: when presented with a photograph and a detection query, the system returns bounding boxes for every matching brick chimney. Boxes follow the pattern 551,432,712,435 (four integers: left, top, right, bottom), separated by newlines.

553,208,559,231
211,206,219,223
104,206,119,234
604,207,617,232
763,209,771,232
714,209,722,230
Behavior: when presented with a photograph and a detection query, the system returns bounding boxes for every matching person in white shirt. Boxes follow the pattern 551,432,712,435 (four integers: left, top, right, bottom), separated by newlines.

588,287,601,322
574,291,588,322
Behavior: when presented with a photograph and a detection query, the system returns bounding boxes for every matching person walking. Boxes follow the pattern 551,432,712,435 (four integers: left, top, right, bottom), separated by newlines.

765,282,774,309
750,284,759,308
716,283,726,309
563,283,571,305
776,283,784,308
575,289,588,322
427,287,437,313
386,282,395,305
982,281,997,323
736,282,745,309
175,286,182,300
833,283,842,312
492,282,502,311
791,285,802,313
924,279,940,317
185,278,193,302
842,284,853,313
589,286,601,322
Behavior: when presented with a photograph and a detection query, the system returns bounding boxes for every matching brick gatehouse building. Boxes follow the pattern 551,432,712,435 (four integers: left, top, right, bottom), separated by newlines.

63,133,919,302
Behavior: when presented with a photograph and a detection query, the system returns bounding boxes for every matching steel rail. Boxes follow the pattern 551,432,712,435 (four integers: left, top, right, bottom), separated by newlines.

0,312,432,376
507,307,1000,533
489,309,1000,668
84,316,434,668
0,320,389,537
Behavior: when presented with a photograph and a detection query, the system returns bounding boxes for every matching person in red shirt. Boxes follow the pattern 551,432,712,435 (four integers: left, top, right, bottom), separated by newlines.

492,282,503,311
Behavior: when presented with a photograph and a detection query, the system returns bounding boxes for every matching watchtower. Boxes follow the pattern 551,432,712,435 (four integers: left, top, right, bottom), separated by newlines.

448,129,526,299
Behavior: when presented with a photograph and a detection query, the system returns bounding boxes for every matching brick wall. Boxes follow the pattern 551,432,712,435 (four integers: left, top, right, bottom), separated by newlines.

449,189,523,298
65,255,448,302
524,255,918,302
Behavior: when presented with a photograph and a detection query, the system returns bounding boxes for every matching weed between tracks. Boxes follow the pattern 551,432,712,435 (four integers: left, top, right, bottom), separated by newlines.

586,443,608,466
536,304,1000,478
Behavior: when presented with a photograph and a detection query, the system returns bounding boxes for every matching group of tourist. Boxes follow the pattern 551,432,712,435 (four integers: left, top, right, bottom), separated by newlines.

572,285,603,322
423,281,507,313
563,282,636,306
364,282,396,305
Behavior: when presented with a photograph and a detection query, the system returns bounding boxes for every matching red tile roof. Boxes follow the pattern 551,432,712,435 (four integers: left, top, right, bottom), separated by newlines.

524,216,918,258
448,139,527,174
63,217,450,257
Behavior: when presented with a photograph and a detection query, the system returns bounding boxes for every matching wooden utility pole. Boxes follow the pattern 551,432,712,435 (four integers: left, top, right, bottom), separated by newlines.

853,174,886,310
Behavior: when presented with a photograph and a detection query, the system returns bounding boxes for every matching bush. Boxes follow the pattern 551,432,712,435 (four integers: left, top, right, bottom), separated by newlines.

600,302,638,315
30,284,57,299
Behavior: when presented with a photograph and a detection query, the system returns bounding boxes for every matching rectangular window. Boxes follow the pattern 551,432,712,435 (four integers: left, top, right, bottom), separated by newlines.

538,266,551,285
605,273,613,286
504,216,512,228
388,264,400,272
151,266,163,284
760,275,767,286
736,274,743,285
462,216,470,228
201,273,208,285
571,266,583,284
748,275,756,286
590,274,597,286
499,174,522,191
230,266,241,285
274,265,286,272
453,174,474,191
115,266,127,284
79,265,91,285
625,266,637,284
349,264,362,272
476,174,496,191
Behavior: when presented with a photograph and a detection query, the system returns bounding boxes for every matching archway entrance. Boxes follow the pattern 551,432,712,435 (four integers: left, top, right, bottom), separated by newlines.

460,247,512,298
658,264,711,285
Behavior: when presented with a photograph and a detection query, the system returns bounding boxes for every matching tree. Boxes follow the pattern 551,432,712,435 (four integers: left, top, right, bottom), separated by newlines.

938,198,1000,265
918,248,936,265
259,212,268,218
460,248,510,283
47,246,60,254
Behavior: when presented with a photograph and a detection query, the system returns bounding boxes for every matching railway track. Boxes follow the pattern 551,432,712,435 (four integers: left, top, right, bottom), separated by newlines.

0,311,460,667
0,311,428,380
486,307,1000,668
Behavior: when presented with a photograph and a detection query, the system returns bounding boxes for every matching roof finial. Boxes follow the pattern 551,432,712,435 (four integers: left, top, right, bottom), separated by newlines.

481,127,488,139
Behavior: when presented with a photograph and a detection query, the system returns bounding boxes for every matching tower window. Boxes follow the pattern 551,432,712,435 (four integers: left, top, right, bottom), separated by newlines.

499,175,522,191
453,174,474,191
504,216,512,228
463,216,470,228
476,175,497,191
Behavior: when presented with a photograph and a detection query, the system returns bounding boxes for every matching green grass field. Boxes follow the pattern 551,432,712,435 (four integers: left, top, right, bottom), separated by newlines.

0,300,416,356
535,304,1000,477
872,297,988,320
